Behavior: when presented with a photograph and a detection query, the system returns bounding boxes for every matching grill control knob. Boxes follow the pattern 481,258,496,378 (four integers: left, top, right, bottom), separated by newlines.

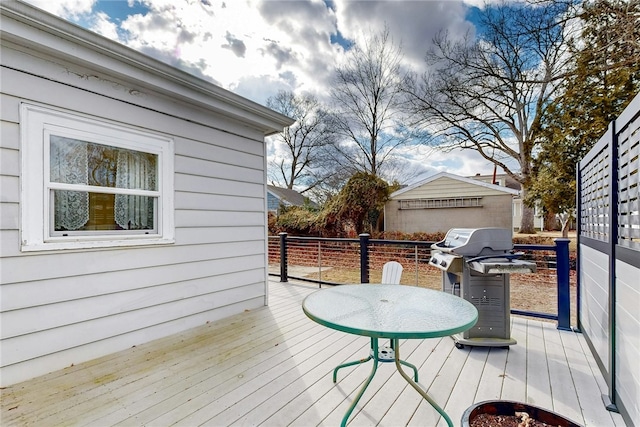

440,260,447,267
430,257,437,264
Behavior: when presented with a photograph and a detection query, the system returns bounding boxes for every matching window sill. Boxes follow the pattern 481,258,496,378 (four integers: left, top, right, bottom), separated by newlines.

21,237,175,252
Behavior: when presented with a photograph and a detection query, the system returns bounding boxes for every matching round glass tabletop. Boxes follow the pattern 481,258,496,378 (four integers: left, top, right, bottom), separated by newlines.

302,284,478,339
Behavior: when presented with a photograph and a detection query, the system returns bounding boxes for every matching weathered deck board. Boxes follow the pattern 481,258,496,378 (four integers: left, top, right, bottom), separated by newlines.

1,281,626,426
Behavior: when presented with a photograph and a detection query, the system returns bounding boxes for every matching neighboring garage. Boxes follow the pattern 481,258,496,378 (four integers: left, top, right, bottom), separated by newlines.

384,172,519,234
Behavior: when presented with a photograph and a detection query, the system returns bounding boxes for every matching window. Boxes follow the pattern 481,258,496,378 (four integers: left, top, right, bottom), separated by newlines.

21,104,174,251
399,197,482,209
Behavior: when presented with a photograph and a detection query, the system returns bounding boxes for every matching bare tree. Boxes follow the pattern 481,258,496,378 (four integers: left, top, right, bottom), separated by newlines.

329,26,412,179
266,90,333,192
299,148,354,206
403,1,573,233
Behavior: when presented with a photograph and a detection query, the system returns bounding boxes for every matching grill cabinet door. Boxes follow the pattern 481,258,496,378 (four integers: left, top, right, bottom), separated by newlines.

461,269,510,340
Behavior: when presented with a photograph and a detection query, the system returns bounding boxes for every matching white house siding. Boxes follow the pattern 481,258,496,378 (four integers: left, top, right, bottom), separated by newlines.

578,244,610,371
0,3,291,386
616,259,640,424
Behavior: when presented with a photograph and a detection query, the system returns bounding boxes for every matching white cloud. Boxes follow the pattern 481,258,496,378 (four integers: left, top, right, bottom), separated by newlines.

24,0,95,18
92,0,342,104
22,0,512,184
333,0,474,69
23,0,475,105
90,11,120,39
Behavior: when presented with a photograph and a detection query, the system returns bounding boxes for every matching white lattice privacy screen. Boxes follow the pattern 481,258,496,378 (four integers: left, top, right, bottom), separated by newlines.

617,116,640,250
579,145,611,243
578,92,640,427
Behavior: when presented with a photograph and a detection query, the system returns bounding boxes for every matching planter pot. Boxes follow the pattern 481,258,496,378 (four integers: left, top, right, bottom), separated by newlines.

462,400,583,427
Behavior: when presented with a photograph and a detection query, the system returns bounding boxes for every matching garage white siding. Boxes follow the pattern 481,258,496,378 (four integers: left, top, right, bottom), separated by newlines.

385,172,518,234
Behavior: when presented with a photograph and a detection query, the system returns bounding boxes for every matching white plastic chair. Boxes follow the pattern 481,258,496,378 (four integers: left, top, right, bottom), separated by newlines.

382,261,403,348
381,261,403,284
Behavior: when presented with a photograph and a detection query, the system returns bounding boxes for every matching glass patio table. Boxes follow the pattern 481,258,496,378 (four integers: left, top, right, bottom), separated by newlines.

302,284,478,427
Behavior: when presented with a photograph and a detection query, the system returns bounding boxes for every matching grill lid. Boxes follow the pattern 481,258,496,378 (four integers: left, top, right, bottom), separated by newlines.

431,227,514,256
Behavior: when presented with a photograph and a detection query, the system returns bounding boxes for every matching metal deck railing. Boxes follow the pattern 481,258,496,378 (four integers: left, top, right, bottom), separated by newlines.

269,233,575,330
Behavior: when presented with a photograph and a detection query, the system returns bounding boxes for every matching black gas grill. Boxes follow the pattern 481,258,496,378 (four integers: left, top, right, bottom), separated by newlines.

429,228,536,348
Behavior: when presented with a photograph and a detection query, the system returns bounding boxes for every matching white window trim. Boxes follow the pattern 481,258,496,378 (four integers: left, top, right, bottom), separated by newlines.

20,103,175,251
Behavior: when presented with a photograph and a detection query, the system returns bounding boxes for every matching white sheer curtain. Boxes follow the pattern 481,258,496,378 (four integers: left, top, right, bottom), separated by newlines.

50,137,156,231
50,137,89,230
115,151,156,230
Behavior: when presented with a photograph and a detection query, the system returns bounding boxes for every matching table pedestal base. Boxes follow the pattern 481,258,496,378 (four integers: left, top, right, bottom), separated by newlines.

334,338,453,427
333,338,418,382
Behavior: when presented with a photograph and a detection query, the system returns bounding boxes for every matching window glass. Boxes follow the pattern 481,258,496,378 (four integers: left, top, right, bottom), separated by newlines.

50,136,157,190
52,191,155,232
49,136,158,234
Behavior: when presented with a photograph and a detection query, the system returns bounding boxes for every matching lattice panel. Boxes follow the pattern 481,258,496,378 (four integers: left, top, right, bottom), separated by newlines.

618,118,640,250
580,145,610,242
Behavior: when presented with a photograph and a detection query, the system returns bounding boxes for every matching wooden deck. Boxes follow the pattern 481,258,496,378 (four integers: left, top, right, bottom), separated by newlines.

1,281,625,426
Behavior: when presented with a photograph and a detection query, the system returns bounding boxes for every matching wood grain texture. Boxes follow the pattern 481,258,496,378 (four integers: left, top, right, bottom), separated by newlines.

0,281,625,427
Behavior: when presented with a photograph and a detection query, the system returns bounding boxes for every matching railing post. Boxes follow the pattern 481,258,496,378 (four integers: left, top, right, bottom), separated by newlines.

359,233,370,284
279,232,288,283
415,245,419,285
555,238,571,331
317,241,322,288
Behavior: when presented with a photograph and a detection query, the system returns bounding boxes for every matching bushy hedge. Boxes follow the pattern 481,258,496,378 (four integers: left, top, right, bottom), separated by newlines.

268,207,319,236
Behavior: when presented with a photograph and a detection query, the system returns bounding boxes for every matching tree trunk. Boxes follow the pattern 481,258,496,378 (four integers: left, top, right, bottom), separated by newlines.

519,204,536,234
544,211,559,231
558,212,571,238
519,188,536,234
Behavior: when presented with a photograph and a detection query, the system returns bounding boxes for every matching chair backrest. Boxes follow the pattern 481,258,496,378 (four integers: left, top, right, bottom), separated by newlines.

381,261,403,284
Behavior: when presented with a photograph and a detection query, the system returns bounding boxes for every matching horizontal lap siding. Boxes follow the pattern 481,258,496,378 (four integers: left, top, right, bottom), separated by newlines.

0,121,19,234
0,50,270,385
1,251,265,310
386,195,513,233
393,176,507,199
385,176,515,233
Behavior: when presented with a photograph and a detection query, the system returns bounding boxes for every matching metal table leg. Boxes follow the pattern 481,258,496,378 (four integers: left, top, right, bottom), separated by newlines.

334,337,422,426
333,338,375,383
392,338,454,427
339,338,379,427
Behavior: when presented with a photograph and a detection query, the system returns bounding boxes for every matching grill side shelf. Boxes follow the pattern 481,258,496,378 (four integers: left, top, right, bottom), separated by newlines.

467,260,537,274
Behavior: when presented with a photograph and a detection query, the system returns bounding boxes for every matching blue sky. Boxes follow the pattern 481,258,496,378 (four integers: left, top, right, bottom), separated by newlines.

24,0,504,184
93,1,150,23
